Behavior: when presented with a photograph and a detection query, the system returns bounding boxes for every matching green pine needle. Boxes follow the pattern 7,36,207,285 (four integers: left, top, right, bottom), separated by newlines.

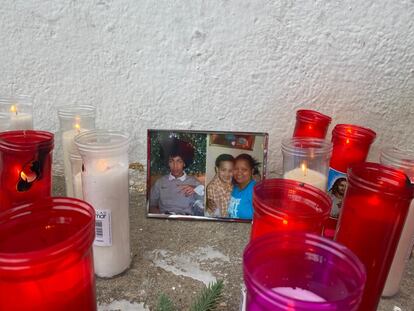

156,293,176,311
190,280,224,311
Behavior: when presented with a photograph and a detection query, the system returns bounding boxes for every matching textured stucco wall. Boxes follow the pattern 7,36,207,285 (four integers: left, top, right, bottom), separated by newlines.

1,0,413,175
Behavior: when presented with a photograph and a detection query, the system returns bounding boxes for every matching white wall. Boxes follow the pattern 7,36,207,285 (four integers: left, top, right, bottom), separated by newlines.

1,0,413,176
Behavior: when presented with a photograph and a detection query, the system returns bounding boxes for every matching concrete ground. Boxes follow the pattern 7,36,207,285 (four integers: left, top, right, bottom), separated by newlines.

53,176,414,310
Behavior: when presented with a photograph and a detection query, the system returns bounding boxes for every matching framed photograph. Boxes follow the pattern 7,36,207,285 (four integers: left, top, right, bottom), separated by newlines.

147,129,269,222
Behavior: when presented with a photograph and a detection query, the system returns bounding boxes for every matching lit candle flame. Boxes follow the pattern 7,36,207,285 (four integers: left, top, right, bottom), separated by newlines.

74,123,81,132
10,105,18,115
282,219,288,225
346,138,350,144
301,162,307,176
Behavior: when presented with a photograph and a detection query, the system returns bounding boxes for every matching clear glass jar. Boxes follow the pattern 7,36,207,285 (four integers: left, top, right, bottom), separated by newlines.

0,197,97,311
57,105,96,197
335,162,413,311
0,130,54,211
243,232,366,311
75,129,131,278
380,147,414,297
0,95,33,130
282,138,332,191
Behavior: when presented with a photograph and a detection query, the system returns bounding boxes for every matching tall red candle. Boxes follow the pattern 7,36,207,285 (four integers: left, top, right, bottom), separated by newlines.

335,162,413,311
0,130,54,211
324,124,376,238
251,179,331,240
292,109,332,139
0,197,97,311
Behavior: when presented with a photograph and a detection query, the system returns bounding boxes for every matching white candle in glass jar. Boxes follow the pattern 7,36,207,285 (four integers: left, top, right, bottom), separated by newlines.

283,164,327,191
82,159,130,278
383,199,414,296
9,105,33,130
62,125,84,196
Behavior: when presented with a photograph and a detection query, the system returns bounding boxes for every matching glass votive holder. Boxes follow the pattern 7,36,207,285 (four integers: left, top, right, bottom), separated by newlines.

0,95,33,130
251,179,331,240
324,124,376,239
75,129,131,278
70,151,83,200
243,232,366,311
0,130,54,211
292,109,331,139
336,162,413,311
58,105,96,197
0,113,11,131
0,197,97,311
282,138,332,191
379,147,414,297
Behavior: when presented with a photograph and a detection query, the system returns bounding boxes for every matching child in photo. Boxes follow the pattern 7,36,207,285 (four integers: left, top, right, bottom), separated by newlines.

206,154,234,217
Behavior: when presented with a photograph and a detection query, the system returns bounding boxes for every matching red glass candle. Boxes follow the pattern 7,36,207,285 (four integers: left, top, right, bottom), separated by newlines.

251,179,331,240
324,124,376,238
292,109,332,139
0,197,97,311
335,162,413,311
0,130,54,211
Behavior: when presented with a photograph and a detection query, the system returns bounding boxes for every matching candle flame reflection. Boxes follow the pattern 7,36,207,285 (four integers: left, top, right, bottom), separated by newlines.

282,219,288,225
96,159,108,172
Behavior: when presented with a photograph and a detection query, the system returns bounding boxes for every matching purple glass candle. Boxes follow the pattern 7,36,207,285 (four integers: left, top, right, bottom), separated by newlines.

243,232,366,311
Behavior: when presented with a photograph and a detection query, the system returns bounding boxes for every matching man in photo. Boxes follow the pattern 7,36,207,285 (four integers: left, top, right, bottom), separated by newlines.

328,177,347,218
206,154,234,217
149,137,205,216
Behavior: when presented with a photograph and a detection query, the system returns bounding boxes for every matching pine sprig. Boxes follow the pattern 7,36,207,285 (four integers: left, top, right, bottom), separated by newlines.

156,293,176,311
190,280,224,311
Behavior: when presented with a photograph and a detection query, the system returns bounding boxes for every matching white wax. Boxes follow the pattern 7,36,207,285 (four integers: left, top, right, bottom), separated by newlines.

9,112,33,130
283,168,327,191
82,162,130,278
272,287,326,302
383,199,414,296
62,129,85,196
72,172,83,200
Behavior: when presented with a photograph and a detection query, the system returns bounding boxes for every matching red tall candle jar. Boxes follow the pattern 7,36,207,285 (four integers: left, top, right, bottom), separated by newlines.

251,179,331,240
0,197,97,311
0,130,54,211
335,162,413,311
324,124,376,238
292,109,332,139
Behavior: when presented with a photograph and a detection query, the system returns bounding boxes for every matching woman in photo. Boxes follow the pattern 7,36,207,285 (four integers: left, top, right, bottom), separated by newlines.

227,154,260,220
206,154,234,217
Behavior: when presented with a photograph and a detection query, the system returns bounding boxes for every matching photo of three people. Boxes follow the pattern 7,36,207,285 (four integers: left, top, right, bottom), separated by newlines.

147,130,268,221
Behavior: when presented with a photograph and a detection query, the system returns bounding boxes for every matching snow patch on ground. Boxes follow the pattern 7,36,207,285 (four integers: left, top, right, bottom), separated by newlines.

147,246,230,286
98,300,148,311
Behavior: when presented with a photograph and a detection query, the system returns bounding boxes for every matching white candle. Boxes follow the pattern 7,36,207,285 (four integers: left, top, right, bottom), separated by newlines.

383,199,414,296
283,166,327,191
272,287,326,302
62,126,85,196
82,159,130,278
72,172,83,200
8,105,33,130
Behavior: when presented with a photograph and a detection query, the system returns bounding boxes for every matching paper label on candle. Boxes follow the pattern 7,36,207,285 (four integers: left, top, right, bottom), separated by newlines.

94,209,112,247
327,167,348,219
